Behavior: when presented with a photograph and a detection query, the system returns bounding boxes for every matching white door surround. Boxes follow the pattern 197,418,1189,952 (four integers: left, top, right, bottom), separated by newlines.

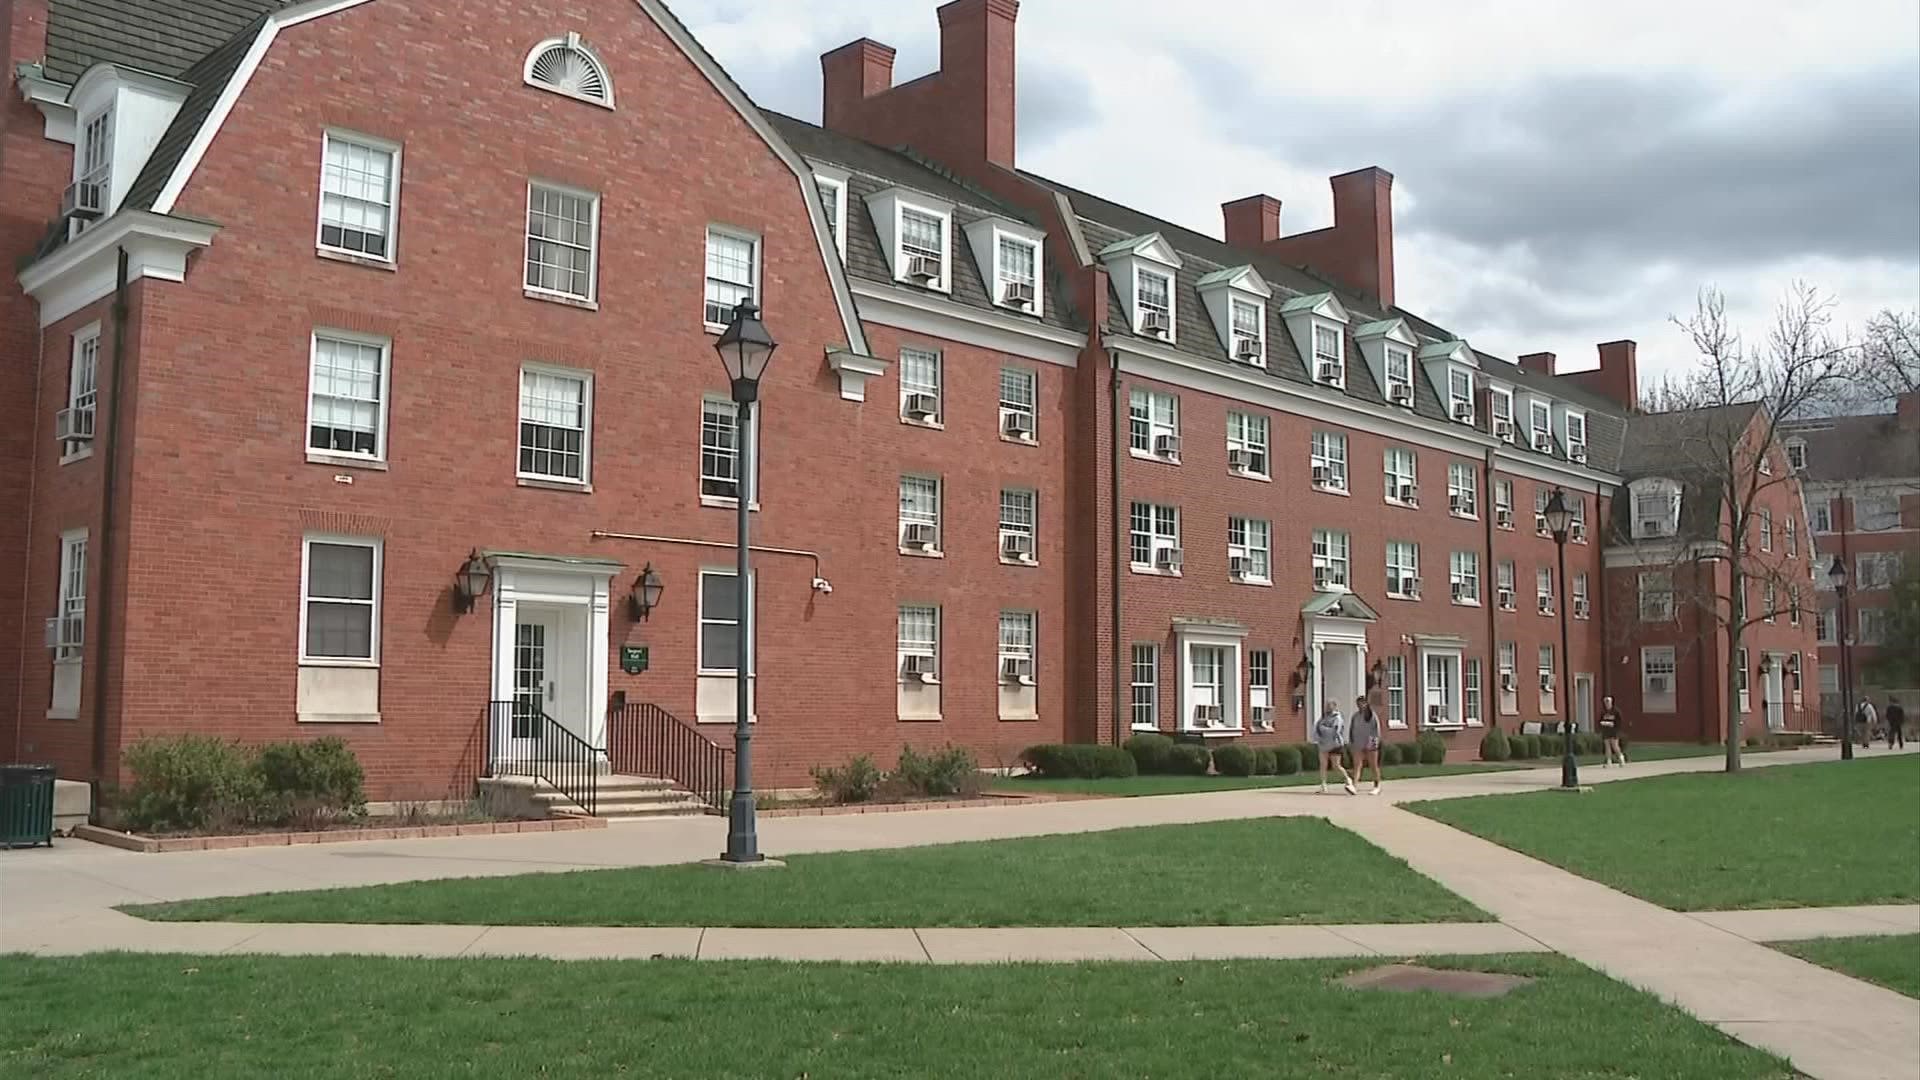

1303,593,1378,726
1574,673,1595,732
1414,633,1468,730
486,552,619,760
1172,617,1247,734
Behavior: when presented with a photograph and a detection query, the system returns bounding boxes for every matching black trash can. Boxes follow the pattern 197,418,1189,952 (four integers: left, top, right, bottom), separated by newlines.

0,764,57,849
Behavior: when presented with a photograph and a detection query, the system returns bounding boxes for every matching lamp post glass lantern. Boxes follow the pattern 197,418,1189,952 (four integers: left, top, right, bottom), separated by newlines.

715,301,777,862
453,550,492,614
1545,489,1579,789
1829,555,1854,760
630,563,664,621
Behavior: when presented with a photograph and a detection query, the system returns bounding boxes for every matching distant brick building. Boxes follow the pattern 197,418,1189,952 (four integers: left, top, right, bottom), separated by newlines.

2,0,1817,802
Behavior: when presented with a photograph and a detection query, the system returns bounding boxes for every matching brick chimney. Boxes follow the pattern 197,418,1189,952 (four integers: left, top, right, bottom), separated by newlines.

1263,167,1396,308
1222,194,1282,247
1563,340,1640,412
1518,352,1557,376
820,0,1020,170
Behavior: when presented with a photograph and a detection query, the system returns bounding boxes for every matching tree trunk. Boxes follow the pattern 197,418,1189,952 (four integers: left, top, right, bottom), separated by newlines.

1726,568,1744,774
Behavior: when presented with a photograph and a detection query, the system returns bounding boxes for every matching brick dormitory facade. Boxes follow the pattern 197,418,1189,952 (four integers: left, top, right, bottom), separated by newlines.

2,0,1821,799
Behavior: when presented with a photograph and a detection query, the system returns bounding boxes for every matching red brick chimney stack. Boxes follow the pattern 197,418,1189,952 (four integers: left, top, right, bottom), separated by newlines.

1560,340,1641,412
1222,194,1282,247
1258,167,1396,308
1518,352,1557,376
820,39,897,132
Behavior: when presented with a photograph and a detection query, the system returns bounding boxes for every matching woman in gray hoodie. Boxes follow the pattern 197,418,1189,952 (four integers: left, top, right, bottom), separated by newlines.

1313,700,1355,794
1349,694,1384,795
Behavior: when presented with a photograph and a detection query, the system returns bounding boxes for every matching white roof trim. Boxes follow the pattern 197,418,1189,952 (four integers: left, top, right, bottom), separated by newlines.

850,278,1081,367
1194,264,1272,299
18,210,221,327
1353,317,1418,347
1096,231,1182,268
1418,339,1477,368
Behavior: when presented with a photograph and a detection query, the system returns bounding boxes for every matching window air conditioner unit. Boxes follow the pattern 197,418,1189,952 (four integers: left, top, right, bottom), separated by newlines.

1538,596,1554,615
1398,483,1418,505
1139,310,1170,337
43,616,63,649
1570,522,1586,542
1002,280,1035,307
54,407,94,443
1154,547,1184,573
1252,705,1274,730
1533,432,1554,452
1536,513,1550,535
1451,582,1470,602
1227,448,1256,473
1401,576,1421,599
1389,384,1412,406
62,179,105,219
1153,433,1181,459
1228,555,1253,580
902,654,939,683
1234,336,1263,361
903,392,939,420
1494,420,1514,442
1193,703,1222,727
1001,656,1035,685
1001,410,1035,440
1314,565,1331,589
1639,519,1668,537
1569,445,1588,464
902,522,938,550
1449,493,1469,514
904,254,941,282
1500,671,1516,692
1000,532,1035,562
1311,464,1330,485
1315,361,1340,384
1497,587,1515,609
1496,508,1514,529
1540,673,1555,692
1452,402,1474,422
1648,675,1670,695
1574,599,1590,618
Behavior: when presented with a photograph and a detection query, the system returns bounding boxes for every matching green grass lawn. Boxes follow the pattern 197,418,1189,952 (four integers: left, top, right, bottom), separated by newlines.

0,953,1791,1079
127,817,1485,928
1775,934,1920,998
1409,756,1920,911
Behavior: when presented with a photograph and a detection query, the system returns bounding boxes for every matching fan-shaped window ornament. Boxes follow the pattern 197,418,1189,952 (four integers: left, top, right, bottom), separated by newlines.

525,33,613,107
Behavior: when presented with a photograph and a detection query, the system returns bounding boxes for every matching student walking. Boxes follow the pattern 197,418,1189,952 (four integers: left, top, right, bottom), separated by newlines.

1598,695,1627,766
1858,699,1879,747
1313,700,1355,795
1349,694,1385,795
1886,695,1906,749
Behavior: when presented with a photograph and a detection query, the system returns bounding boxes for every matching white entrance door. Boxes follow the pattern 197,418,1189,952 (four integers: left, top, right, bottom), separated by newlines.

1765,663,1786,731
1575,675,1594,732
511,604,587,751
1320,645,1359,718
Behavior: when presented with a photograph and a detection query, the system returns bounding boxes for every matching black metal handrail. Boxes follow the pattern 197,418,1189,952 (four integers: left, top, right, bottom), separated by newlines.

488,700,599,817
606,702,731,813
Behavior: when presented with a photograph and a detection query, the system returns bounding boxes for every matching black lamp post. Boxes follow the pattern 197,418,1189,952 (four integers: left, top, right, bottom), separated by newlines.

1829,555,1854,761
1544,488,1579,789
714,300,777,863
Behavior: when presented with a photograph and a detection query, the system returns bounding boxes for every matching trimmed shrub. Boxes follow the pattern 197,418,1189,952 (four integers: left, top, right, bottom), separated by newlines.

1252,748,1279,776
1213,744,1256,777
1417,734,1446,765
254,737,365,827
1296,742,1320,772
1378,743,1402,767
1167,744,1212,776
122,735,262,833
1123,732,1177,775
894,744,984,797
1019,743,1138,779
1479,728,1511,762
1395,742,1422,767
811,754,883,803
1275,746,1304,775
1512,734,1535,759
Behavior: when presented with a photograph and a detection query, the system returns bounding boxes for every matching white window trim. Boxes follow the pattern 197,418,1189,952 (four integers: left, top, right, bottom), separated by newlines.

895,200,954,294
698,393,760,510
989,229,1044,314
306,328,392,468
54,528,88,666
1641,646,1678,713
999,487,1038,565
1128,387,1181,463
1310,430,1349,493
61,322,101,464
298,534,382,667
1488,387,1515,437
896,603,942,682
522,34,616,109
1565,411,1587,460
696,567,756,677
1384,448,1417,507
1463,658,1484,727
1310,320,1346,388
1450,551,1480,606
1179,631,1243,734
999,365,1039,445
899,474,944,556
1227,411,1270,481
1229,295,1267,367
1384,346,1414,407
813,172,848,261
314,129,401,267
516,362,594,488
900,346,945,428
1134,266,1176,342
1385,654,1408,729
1130,502,1182,575
1130,643,1160,731
1421,646,1465,729
1386,540,1420,599
1228,516,1272,585
1448,462,1477,519
524,180,601,305
1448,367,1475,424
702,225,762,333
1311,528,1351,591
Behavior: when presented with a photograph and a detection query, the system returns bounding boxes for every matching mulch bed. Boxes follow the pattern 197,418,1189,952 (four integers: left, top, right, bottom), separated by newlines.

756,792,1055,818
72,816,605,853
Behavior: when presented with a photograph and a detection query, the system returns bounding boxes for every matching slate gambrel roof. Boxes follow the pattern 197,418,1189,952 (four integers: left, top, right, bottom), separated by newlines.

42,0,286,84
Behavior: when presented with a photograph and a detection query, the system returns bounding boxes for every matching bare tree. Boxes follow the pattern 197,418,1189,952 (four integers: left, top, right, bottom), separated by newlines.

1856,309,1920,405
1623,285,1852,772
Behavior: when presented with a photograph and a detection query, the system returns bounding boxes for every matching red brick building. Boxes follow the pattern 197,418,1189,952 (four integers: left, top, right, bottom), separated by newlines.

2,0,1818,803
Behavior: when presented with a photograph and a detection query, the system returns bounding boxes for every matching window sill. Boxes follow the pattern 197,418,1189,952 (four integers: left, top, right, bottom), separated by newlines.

1000,556,1039,567
524,288,599,310
317,248,397,272
299,712,382,724
1312,484,1350,497
1184,728,1246,739
298,658,380,669
1231,576,1272,587
896,714,946,723
1385,719,1409,730
998,713,1041,723
1385,497,1417,509
1465,718,1485,728
901,416,945,430
518,477,592,494
1230,469,1271,483
1450,512,1479,522
900,547,945,559
698,715,759,725
1424,720,1467,732
1451,598,1481,608
45,708,79,722
700,495,760,511
59,448,93,466
1000,434,1038,447
1128,449,1180,466
308,451,388,471
895,277,952,296
1496,524,1515,532
1130,565,1181,578
1130,723,1160,733
1387,592,1420,602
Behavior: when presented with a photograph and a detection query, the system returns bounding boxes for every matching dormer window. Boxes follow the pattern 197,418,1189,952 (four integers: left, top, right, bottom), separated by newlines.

869,189,954,293
72,109,113,233
1630,479,1683,540
812,172,847,260
1198,264,1272,366
524,34,613,107
1282,293,1351,388
1355,317,1418,408
1488,387,1515,440
1787,439,1807,471
967,217,1046,313
1448,369,1475,424
901,208,947,285
996,236,1038,308
1385,346,1413,406
1230,299,1264,364
1101,233,1183,343
1529,400,1553,452
1565,412,1588,463
1312,324,1345,388
1137,269,1173,337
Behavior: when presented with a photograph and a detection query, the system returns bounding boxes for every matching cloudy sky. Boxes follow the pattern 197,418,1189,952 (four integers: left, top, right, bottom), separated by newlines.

678,0,1920,382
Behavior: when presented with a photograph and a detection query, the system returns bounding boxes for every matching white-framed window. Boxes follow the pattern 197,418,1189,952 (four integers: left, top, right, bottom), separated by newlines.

1538,644,1557,713
1536,488,1553,536
1448,368,1475,422
813,174,847,259
1791,599,1802,627
1642,646,1677,712
1129,501,1181,572
1855,495,1902,532
525,182,598,301
1570,494,1587,542
1385,654,1407,728
1227,517,1271,583
77,109,113,213
1450,550,1479,605
1230,297,1264,365
1448,462,1477,518
1566,412,1587,461
300,536,380,663
307,331,389,462
1494,478,1515,529
1311,323,1345,386
1384,447,1417,505
62,324,99,460
1764,582,1778,623
899,346,942,425
1497,560,1517,610
1310,430,1348,491
1816,607,1836,644
1311,528,1350,590
1130,644,1159,730
524,34,613,106
1811,502,1833,533
1820,664,1839,694
999,487,1037,563
1639,571,1674,621
995,234,1040,310
1632,482,1683,539
1249,649,1274,728
1135,268,1173,337
1386,540,1420,598
1787,439,1807,471
899,205,950,290
1736,646,1750,710
1759,509,1773,552
1185,642,1234,731
1227,411,1269,478
54,530,87,663
1529,400,1553,451
1464,659,1483,726
1385,346,1414,405
1129,387,1179,459
897,604,940,679
899,474,942,553
1573,572,1590,619
1786,518,1798,556
518,365,591,483
704,227,759,329
997,366,1039,443
1861,608,1890,645
1425,652,1460,727
697,569,756,674
699,395,757,503
1858,552,1904,590
1489,387,1514,437
1536,567,1555,615
999,609,1036,677
317,131,398,261
1498,641,1518,710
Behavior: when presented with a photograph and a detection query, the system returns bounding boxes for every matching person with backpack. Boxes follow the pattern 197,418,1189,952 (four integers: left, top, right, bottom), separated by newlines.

1886,695,1905,749
1598,695,1627,766
1313,699,1355,795
1349,694,1385,795
1858,698,1879,747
